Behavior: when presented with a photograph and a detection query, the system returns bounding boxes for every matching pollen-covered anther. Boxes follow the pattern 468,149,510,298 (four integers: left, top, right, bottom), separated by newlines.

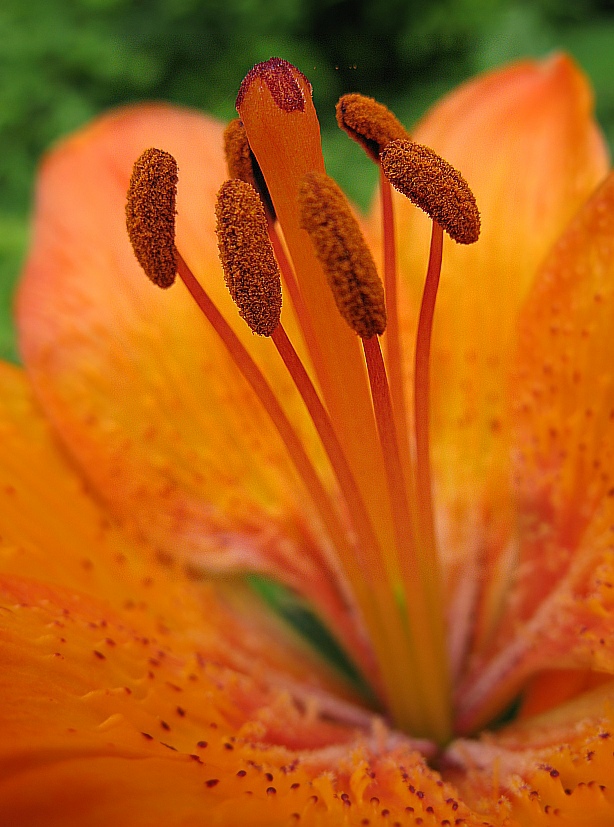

223,119,276,220
215,179,282,336
223,120,256,188
126,147,178,288
336,94,409,161
299,171,386,339
380,139,481,244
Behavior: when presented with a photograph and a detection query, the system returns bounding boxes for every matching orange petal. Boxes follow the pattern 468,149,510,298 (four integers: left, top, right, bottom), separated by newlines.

447,688,614,825
390,55,609,647
0,360,366,698
457,171,614,732
0,569,432,826
0,580,483,827
16,105,372,672
0,363,463,824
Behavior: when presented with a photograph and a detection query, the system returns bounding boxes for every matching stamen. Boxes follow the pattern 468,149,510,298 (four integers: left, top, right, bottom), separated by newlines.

336,94,409,161
172,251,383,688
380,139,481,244
126,148,178,288
215,179,282,337
298,171,386,340
335,94,410,479
236,57,311,113
223,119,276,220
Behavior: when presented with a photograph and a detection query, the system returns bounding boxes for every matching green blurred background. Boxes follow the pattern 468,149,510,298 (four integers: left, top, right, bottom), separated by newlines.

1,0,613,363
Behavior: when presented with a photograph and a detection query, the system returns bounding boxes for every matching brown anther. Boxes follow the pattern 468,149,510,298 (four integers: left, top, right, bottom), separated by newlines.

223,119,276,220
336,94,409,161
236,57,311,114
298,171,386,339
215,179,282,336
380,139,481,244
223,120,255,188
126,148,178,288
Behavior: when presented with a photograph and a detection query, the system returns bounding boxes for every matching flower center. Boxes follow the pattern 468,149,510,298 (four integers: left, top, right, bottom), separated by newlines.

126,58,480,746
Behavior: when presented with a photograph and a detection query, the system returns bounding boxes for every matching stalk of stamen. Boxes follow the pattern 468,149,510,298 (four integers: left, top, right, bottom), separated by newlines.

414,221,444,613
379,141,481,601
362,333,451,743
379,168,412,479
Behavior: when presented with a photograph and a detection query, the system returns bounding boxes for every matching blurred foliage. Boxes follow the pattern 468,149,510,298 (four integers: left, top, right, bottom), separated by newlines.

1,0,613,361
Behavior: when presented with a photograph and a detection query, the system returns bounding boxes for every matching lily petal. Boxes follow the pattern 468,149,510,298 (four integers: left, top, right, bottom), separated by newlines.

16,105,371,671
391,55,609,646
457,171,614,731
0,362,457,826
0,361,363,702
448,687,614,825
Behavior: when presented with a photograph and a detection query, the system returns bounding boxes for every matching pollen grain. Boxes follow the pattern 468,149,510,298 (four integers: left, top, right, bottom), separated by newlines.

126,147,178,288
215,179,282,336
298,171,386,339
336,94,409,161
380,139,481,244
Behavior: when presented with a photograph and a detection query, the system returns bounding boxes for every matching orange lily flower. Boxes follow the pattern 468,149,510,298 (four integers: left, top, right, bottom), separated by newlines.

2,52,614,824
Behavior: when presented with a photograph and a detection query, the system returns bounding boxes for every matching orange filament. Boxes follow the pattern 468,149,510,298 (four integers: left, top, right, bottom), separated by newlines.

414,222,444,574
296,162,449,736
215,179,282,336
362,333,451,742
379,167,411,479
269,324,424,727
126,148,178,288
380,139,481,244
298,171,386,339
336,93,409,161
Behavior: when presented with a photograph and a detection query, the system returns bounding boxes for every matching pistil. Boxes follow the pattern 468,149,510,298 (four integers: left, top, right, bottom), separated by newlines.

236,59,400,597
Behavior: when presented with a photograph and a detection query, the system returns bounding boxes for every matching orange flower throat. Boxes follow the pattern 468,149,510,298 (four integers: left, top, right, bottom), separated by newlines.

126,57,480,746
